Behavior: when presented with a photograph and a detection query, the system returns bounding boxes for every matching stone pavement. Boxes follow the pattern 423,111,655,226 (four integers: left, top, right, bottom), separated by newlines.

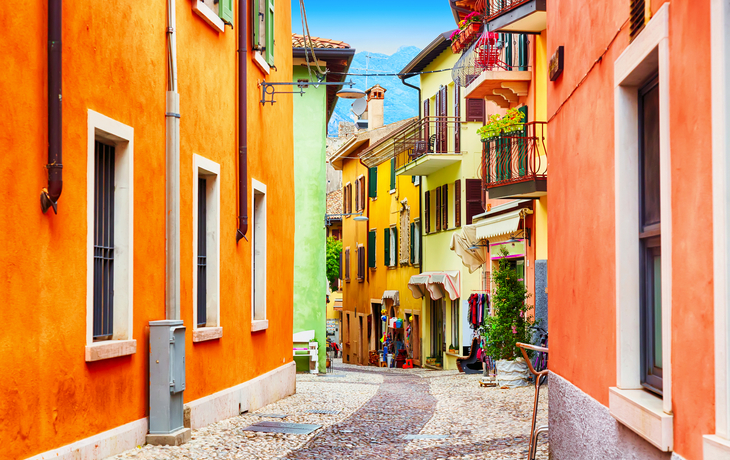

111,360,548,459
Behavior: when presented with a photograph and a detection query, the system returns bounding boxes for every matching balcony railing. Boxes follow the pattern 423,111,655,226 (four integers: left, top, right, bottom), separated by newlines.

394,116,464,171
452,32,530,88
481,121,547,194
484,0,546,33
486,0,532,19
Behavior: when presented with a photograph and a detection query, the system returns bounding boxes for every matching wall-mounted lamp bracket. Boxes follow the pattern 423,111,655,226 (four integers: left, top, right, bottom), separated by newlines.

259,80,357,106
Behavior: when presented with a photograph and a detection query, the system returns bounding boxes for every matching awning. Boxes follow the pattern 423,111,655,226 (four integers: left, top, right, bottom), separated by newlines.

408,271,461,301
475,209,522,240
381,290,400,306
450,224,488,274
333,299,343,311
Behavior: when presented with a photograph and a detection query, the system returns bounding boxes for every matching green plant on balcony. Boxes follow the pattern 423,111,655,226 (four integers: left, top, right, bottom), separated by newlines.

477,108,525,140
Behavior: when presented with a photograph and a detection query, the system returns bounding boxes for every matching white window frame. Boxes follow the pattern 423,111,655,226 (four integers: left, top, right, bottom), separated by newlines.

85,110,135,362
610,3,673,451
400,202,411,265
251,179,268,332
707,0,730,456
192,154,222,342
413,219,421,266
193,0,226,33
389,226,397,267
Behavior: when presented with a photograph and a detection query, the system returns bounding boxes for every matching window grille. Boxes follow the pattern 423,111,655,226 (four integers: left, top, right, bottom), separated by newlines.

93,141,115,341
197,177,207,327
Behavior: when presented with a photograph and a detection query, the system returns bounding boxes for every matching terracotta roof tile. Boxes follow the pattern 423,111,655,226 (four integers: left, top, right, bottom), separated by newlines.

327,190,343,215
292,34,351,49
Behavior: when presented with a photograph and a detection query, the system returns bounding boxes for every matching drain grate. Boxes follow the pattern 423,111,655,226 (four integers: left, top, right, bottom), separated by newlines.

403,434,450,440
250,413,288,419
305,409,341,415
242,421,321,435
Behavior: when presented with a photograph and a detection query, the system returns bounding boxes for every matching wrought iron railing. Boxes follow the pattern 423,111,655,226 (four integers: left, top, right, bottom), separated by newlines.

486,0,533,20
452,31,530,88
393,116,464,170
481,121,547,189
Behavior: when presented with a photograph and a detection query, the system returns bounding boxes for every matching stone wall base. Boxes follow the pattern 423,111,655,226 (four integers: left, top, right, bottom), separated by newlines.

549,371,672,460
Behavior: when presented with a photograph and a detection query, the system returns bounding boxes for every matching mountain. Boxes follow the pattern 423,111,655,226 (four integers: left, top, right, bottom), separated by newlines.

328,46,422,136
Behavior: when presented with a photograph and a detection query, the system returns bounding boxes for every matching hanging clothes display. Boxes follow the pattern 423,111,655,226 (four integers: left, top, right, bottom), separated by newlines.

467,293,490,328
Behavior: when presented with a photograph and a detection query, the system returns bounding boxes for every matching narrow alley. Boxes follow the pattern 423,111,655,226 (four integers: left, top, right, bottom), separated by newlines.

112,362,547,459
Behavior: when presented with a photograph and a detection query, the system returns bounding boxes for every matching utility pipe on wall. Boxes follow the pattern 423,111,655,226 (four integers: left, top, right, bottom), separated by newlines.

236,0,249,242
165,0,181,320
41,0,63,214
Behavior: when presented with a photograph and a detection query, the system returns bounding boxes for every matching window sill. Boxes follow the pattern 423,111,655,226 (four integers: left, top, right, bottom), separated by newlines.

193,327,223,342
85,339,137,362
609,387,673,451
254,51,271,74
192,0,225,33
251,320,269,332
389,189,396,195
704,435,730,458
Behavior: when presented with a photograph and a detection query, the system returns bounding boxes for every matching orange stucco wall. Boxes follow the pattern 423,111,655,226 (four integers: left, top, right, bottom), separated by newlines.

547,0,714,458
0,0,293,458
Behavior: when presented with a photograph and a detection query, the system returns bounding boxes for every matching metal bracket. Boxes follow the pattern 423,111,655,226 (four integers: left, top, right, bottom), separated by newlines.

259,79,356,106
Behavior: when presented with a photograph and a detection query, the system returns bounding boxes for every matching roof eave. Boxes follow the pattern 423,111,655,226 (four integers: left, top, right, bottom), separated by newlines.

399,30,456,77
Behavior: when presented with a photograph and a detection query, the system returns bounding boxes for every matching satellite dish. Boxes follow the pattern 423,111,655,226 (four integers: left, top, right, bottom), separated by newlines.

351,98,367,118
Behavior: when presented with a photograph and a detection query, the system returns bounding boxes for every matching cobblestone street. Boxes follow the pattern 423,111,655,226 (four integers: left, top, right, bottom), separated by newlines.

112,361,548,460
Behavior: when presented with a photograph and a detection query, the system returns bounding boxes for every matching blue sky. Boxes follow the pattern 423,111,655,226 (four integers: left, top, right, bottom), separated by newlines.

291,0,457,55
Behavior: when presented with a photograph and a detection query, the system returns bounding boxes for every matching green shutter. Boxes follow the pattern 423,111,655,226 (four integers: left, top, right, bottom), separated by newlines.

390,158,396,190
410,223,415,264
253,0,266,50
369,167,378,198
218,0,233,24
383,228,390,266
265,0,275,66
368,230,376,268
518,34,528,70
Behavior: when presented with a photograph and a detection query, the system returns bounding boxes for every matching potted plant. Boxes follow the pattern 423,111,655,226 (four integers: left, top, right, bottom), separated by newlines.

448,344,459,354
449,29,462,54
482,247,535,387
477,108,525,140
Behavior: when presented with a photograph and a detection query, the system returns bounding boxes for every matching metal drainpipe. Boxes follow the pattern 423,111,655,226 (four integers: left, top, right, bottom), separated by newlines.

41,0,63,214
236,0,249,242
165,0,181,320
400,75,423,269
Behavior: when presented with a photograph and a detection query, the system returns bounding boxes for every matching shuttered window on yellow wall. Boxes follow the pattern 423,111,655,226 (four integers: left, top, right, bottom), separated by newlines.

630,0,650,42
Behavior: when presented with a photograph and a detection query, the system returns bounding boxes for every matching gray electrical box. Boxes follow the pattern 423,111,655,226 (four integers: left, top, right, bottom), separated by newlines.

148,320,188,442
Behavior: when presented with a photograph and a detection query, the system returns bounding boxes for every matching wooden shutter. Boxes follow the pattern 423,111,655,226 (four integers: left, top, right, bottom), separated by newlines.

410,222,415,264
435,188,442,231
355,181,360,212
442,184,448,229
436,86,448,153
361,177,366,209
424,190,431,234
390,158,396,190
383,228,390,266
357,246,364,280
465,179,484,225
218,0,233,24
265,0,275,65
454,85,461,153
454,179,461,228
369,167,378,198
466,99,485,123
253,0,266,50
345,248,350,281
368,231,376,268
343,185,347,216
423,99,430,145
630,0,648,41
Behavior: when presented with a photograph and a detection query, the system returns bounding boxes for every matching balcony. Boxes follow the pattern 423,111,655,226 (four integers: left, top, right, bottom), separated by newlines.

394,116,463,176
485,0,546,34
481,121,547,199
459,32,532,109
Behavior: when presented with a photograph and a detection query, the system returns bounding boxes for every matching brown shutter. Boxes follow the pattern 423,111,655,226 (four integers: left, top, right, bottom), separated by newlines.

360,177,366,210
423,99,430,146
454,179,461,228
465,179,485,225
345,248,350,281
454,85,461,153
355,180,360,212
435,188,441,231
442,184,448,229
437,86,448,152
466,99,485,123
343,186,347,216
425,190,431,234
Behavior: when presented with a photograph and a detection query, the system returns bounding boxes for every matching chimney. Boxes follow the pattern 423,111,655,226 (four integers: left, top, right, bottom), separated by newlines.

365,85,386,130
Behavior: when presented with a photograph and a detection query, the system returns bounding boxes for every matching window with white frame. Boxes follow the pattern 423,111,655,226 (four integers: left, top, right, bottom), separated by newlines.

193,0,233,33
389,226,397,267
85,110,135,362
610,4,672,451
400,203,410,265
251,179,268,332
411,220,421,265
193,154,221,342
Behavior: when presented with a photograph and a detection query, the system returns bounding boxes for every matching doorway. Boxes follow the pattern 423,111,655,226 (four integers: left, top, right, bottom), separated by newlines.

430,298,444,366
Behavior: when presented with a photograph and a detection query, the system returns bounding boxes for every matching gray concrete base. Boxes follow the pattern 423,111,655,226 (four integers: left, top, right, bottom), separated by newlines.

145,427,191,446
549,371,671,460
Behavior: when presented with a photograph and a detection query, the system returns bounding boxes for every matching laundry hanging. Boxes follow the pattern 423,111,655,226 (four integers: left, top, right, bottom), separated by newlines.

467,293,490,328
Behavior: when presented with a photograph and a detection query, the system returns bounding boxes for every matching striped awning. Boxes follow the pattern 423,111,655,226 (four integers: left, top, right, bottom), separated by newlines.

407,271,461,301
475,209,522,240
382,290,400,306
333,299,343,311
